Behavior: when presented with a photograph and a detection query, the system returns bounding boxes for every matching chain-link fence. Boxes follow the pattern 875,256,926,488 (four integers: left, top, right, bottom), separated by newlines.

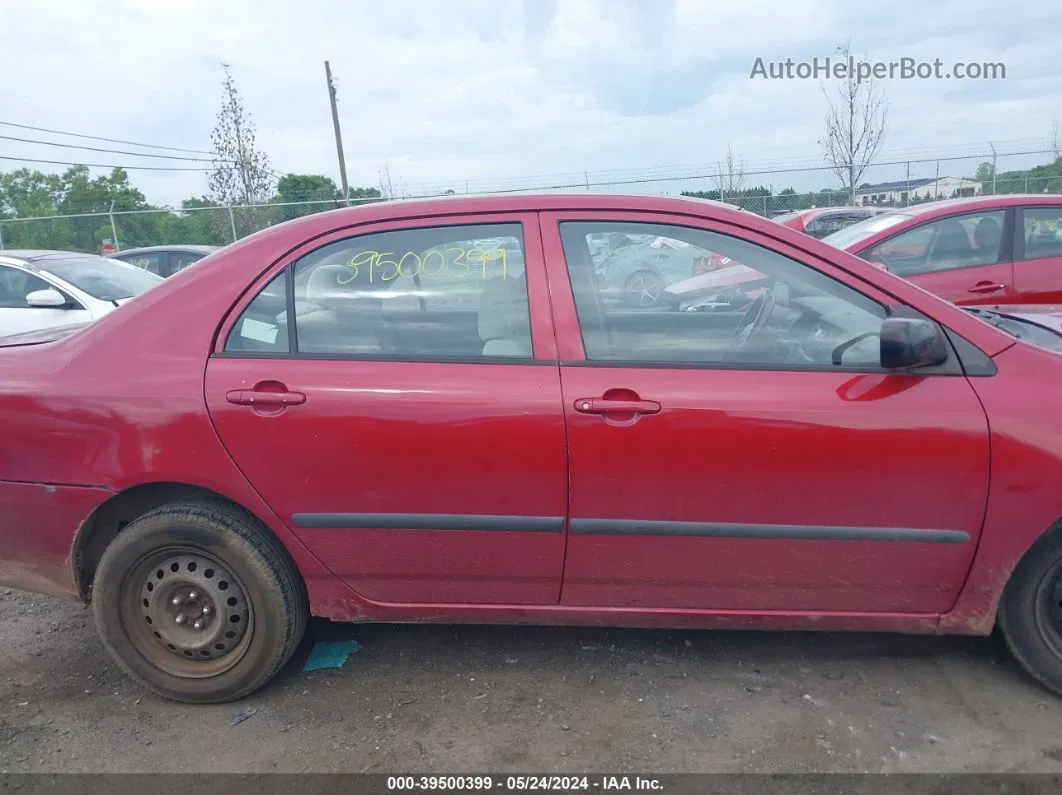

2,148,1060,254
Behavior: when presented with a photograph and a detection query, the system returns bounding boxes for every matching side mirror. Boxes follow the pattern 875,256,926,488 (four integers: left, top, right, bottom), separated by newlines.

880,316,948,369
25,288,69,308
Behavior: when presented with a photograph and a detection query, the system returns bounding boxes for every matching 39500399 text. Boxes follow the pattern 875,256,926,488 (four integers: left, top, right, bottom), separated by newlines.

338,247,513,285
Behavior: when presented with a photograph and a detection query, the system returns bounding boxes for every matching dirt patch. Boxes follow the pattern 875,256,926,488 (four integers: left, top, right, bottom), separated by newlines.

1,590,1060,773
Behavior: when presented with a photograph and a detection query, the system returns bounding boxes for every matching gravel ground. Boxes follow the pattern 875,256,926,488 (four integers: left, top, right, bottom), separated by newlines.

1,588,1060,774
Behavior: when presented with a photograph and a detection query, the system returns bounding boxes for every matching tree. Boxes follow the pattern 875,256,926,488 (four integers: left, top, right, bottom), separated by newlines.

819,40,888,204
347,186,384,205
0,168,65,219
974,161,996,187
208,65,274,207
275,174,341,204
60,166,151,250
716,145,745,199
272,174,342,219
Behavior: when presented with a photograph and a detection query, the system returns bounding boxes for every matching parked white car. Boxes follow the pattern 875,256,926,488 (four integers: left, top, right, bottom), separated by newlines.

0,250,163,337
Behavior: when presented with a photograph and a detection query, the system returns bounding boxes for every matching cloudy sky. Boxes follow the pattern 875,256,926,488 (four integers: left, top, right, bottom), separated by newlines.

1,0,1058,205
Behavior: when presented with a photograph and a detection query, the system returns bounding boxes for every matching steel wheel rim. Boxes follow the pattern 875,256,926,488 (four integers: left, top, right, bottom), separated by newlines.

626,274,662,306
1034,560,1062,660
121,546,254,678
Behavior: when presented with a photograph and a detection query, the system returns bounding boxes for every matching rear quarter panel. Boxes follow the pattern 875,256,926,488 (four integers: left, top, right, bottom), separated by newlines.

0,230,348,606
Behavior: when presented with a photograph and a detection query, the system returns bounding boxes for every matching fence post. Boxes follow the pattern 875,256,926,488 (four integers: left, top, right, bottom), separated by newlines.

0,221,4,250
228,206,238,242
904,162,911,207
109,200,120,252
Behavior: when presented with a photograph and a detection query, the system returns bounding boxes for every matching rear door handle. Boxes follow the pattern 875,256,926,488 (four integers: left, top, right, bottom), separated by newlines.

967,282,1006,294
574,398,661,415
225,389,306,406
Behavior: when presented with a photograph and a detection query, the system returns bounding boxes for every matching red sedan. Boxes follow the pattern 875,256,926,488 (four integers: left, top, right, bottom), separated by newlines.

821,194,1062,305
3,193,1062,703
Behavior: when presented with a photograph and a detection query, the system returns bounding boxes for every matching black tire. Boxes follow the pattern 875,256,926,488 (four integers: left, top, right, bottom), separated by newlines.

623,270,666,308
92,500,308,703
999,527,1062,696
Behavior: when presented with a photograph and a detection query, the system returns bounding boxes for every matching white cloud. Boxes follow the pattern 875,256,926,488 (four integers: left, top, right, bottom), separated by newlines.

0,0,1058,205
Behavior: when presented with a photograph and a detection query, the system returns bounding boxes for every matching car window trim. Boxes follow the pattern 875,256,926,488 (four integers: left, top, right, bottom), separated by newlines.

214,213,552,363
210,350,556,365
556,217,898,371
539,209,1012,370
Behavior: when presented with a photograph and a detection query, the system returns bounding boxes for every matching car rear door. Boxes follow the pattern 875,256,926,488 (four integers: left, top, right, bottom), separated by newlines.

1013,205,1062,302
204,213,568,605
541,210,990,614
858,208,1015,305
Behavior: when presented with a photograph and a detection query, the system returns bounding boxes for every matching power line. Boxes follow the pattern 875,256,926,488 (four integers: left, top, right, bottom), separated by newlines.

0,120,216,155
0,155,213,172
0,134,230,163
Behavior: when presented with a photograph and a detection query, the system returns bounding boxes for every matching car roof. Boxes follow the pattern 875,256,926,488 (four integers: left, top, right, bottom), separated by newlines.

812,206,889,216
0,250,110,270
245,193,745,236
896,194,1062,218
114,245,220,255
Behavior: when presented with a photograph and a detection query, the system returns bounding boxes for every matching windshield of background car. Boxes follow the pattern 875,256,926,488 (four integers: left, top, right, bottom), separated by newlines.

821,213,912,250
38,257,163,301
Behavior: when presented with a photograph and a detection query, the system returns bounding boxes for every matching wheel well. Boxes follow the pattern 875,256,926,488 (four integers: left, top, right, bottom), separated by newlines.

73,482,251,602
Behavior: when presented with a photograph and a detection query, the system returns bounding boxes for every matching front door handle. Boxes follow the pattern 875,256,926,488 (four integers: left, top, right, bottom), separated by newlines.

968,281,1006,295
574,398,661,415
225,389,306,406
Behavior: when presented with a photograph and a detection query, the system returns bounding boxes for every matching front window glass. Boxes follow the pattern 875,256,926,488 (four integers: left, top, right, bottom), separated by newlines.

0,266,54,308
560,221,887,369
862,211,1005,276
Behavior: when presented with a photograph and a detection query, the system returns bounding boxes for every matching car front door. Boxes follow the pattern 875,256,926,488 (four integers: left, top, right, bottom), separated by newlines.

857,209,1014,305
542,212,990,614
1013,205,1062,303
0,265,92,335
204,214,568,605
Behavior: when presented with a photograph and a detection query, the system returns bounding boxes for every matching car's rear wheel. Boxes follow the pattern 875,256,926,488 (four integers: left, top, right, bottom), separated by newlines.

1000,528,1062,696
92,501,307,703
623,270,666,307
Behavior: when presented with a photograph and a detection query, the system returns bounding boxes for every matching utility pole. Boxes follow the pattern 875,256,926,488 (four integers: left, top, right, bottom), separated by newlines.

109,200,120,252
325,61,350,206
989,141,998,195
